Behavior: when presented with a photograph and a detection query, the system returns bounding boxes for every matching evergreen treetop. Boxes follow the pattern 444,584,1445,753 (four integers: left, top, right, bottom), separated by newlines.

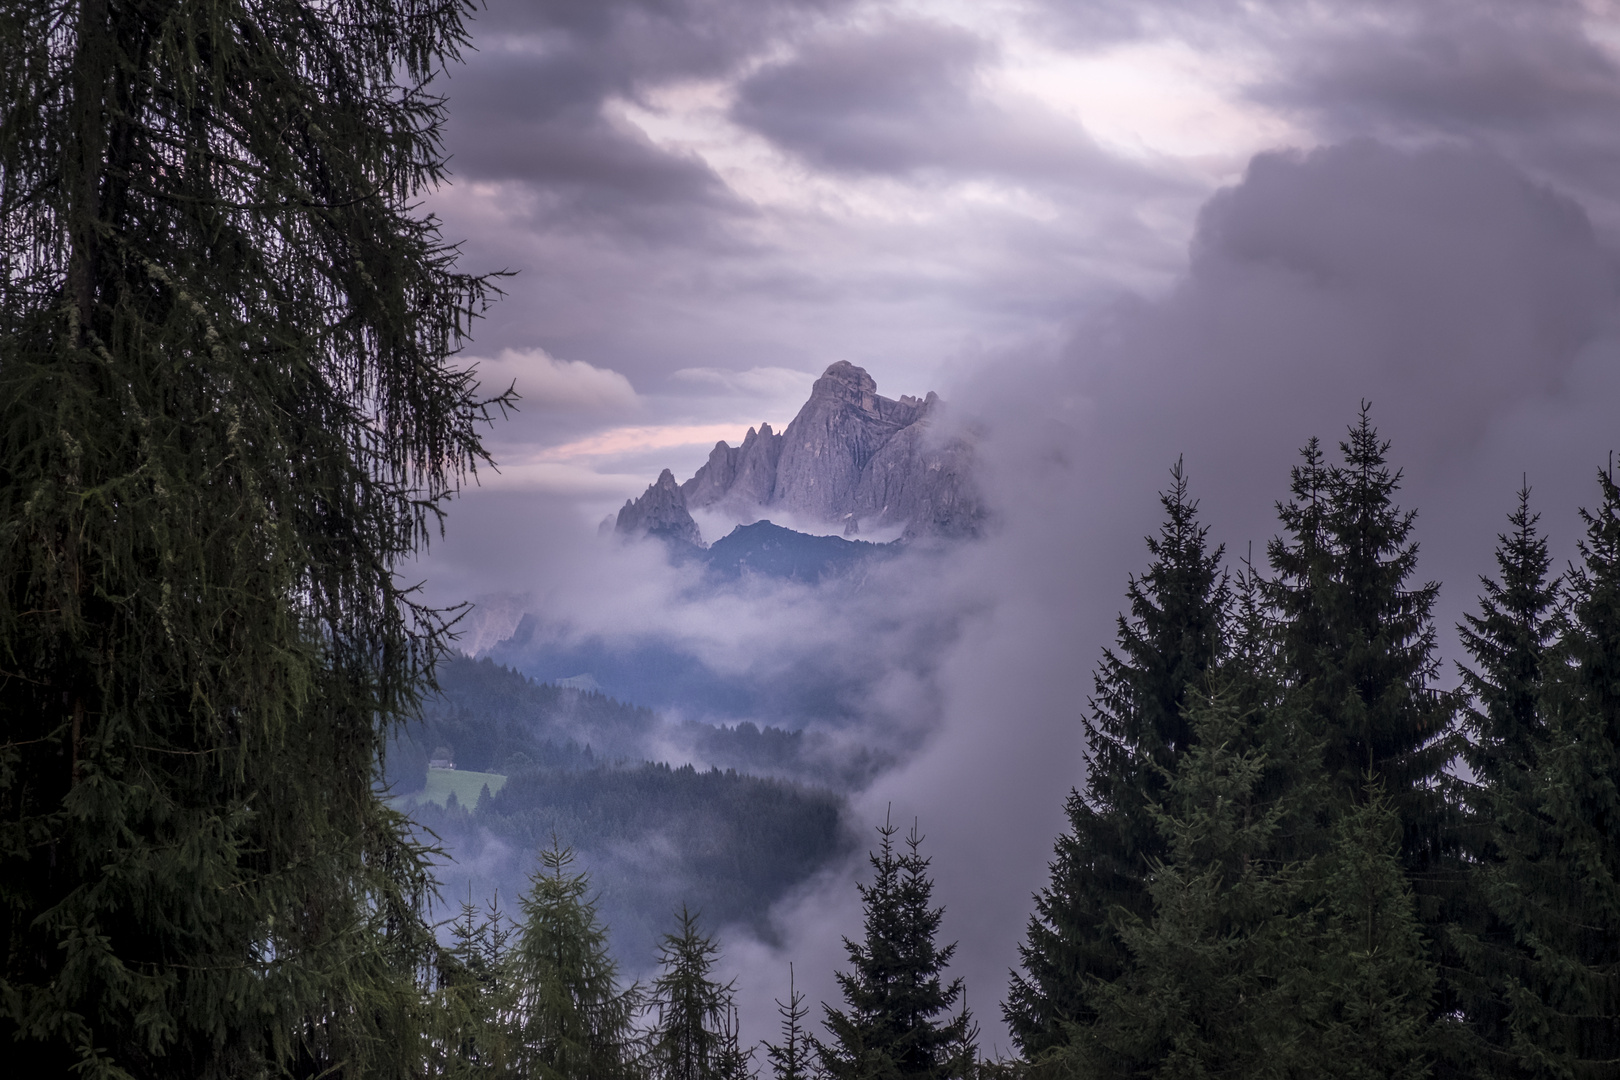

1265,406,1452,801
820,817,976,1080
1474,465,1620,1075
649,905,744,1080
765,965,816,1080
1263,406,1455,864
1457,484,1562,792
512,839,642,1080
1007,462,1229,1056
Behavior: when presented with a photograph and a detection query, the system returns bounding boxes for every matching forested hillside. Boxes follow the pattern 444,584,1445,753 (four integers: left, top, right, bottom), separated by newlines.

390,652,890,791
410,762,850,961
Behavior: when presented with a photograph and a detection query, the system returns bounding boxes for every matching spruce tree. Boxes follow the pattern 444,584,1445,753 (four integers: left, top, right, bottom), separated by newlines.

1263,406,1455,843
0,0,504,1074
1476,465,1620,1076
1049,691,1437,1080
1450,485,1562,1062
1458,485,1562,792
1301,785,1437,1080
649,906,744,1080
431,892,518,1078
1049,687,1307,1080
511,840,642,1080
1007,462,1229,1055
765,966,815,1080
819,818,975,1080
1262,407,1459,1046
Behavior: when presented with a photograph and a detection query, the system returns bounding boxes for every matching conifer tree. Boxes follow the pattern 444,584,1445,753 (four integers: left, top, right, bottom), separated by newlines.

1449,486,1562,1060
0,0,505,1074
1263,406,1455,856
1301,786,1437,1080
1475,465,1620,1075
765,966,816,1080
819,818,976,1080
1048,687,1307,1080
431,893,518,1078
512,840,642,1080
1048,691,1437,1080
650,906,744,1080
1262,408,1459,1046
1007,462,1229,1055
1457,485,1562,792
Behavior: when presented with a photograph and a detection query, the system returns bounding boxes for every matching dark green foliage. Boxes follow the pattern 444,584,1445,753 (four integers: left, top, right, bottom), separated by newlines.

430,893,518,1078
1305,785,1438,1080
765,966,816,1080
1469,467,1620,1077
418,655,658,772
453,762,849,950
1045,689,1307,1079
649,907,752,1080
1007,461,1229,1055
1262,407,1455,855
819,818,976,1080
1045,692,1436,1080
0,0,504,1075
1450,487,1563,1062
511,840,643,1080
1458,485,1562,792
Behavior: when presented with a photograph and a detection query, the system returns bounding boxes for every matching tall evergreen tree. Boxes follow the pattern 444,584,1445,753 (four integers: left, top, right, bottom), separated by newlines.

1475,465,1620,1076
820,818,976,1080
0,0,506,1074
649,906,745,1080
1262,408,1460,1048
1458,484,1562,792
1450,486,1562,1064
511,840,642,1080
1263,406,1455,857
1048,691,1437,1080
765,966,816,1080
1007,462,1229,1055
431,892,518,1078
1047,687,1308,1080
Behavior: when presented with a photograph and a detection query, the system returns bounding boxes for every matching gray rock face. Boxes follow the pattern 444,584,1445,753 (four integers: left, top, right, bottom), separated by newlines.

633,362,982,542
615,469,704,547
682,422,783,516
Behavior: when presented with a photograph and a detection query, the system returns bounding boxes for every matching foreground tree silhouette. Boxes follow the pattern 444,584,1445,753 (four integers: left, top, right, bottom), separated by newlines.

1047,693,1437,1080
819,817,976,1080
0,0,507,1073
1262,406,1456,860
1008,462,1229,1055
1471,466,1620,1075
765,965,814,1080
511,841,641,1080
649,906,749,1080
1449,486,1563,1062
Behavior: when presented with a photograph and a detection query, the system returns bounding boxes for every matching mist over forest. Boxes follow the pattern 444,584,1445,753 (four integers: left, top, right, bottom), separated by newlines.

9,0,1620,1077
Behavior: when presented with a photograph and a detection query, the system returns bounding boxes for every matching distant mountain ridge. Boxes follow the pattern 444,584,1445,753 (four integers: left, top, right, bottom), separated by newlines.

615,361,982,543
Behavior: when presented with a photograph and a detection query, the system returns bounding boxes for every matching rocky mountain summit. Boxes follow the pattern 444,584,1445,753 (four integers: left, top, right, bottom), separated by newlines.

614,362,981,544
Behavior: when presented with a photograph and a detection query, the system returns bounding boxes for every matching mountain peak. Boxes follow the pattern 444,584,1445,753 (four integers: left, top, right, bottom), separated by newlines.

615,468,703,547
624,363,982,544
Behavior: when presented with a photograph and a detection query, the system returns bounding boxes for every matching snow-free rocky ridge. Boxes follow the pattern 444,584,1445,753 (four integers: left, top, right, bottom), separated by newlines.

615,362,981,545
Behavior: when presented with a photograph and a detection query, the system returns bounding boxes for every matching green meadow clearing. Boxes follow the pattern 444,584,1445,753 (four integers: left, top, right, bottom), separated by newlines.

414,769,507,809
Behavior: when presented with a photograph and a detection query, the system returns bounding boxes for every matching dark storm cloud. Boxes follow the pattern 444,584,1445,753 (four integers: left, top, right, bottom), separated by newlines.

442,0,853,237
730,18,1151,187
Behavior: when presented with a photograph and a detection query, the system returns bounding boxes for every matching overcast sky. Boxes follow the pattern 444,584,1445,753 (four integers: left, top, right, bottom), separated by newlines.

415,0,1620,1049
